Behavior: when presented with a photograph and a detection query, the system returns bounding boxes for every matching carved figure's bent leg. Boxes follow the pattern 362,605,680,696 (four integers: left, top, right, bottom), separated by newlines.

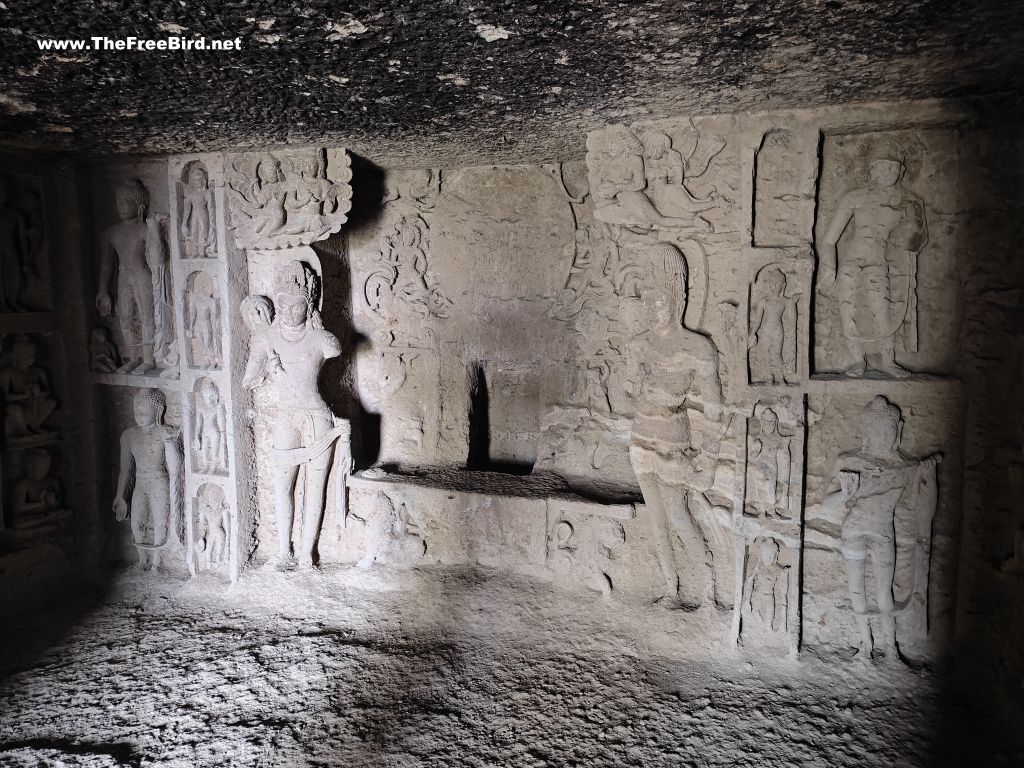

869,538,898,654
688,490,737,610
841,534,874,654
636,469,678,599
298,410,339,567
272,419,303,565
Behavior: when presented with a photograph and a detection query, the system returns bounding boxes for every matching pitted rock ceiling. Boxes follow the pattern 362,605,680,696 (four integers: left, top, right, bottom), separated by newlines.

1,0,1022,164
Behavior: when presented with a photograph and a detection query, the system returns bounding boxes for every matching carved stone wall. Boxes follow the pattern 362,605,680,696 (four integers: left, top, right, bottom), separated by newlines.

26,96,1018,679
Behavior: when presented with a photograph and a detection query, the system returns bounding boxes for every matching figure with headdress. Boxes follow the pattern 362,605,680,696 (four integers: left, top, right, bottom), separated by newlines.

242,261,353,569
113,388,183,570
748,266,798,385
822,396,940,659
626,246,734,609
587,126,710,235
818,141,928,377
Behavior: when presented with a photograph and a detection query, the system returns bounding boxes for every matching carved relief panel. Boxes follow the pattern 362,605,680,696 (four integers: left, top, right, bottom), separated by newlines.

747,257,813,386
752,128,819,248
176,160,216,259
803,385,960,663
0,172,49,312
184,271,223,370
225,148,353,251
813,128,960,378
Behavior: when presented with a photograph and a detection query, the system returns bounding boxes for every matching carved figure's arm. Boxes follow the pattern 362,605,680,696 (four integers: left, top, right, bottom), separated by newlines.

96,232,115,315
113,429,133,520
165,430,183,531
242,335,271,390
819,194,856,281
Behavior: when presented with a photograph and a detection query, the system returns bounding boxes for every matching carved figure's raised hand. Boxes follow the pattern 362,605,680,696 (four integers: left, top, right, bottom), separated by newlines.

113,497,129,521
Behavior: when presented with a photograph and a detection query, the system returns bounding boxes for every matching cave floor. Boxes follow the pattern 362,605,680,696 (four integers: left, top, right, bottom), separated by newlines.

0,566,1018,768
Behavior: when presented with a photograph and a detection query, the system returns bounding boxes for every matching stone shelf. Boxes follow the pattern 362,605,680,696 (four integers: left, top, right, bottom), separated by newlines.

4,431,61,452
90,372,186,391
0,312,56,336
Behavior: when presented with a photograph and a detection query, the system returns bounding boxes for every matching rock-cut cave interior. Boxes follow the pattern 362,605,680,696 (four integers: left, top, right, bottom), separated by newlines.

1,1,1024,765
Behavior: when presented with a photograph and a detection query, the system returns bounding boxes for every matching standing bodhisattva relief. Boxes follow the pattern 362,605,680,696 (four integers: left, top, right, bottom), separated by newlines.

242,261,353,569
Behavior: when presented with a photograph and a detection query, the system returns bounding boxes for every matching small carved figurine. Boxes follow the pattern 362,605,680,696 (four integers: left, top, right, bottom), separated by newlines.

0,335,58,438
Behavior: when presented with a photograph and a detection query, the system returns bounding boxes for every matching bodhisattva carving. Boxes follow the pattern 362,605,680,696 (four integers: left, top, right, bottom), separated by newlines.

744,406,794,519
741,537,791,636
192,378,227,474
242,261,353,569
362,213,450,346
818,143,928,378
113,388,183,570
350,491,427,568
10,448,66,530
193,483,229,572
748,265,799,385
820,396,940,659
627,260,734,609
548,516,626,598
185,272,222,369
89,327,121,373
179,161,215,258
226,149,353,251
0,175,43,312
1,335,58,439
96,179,175,375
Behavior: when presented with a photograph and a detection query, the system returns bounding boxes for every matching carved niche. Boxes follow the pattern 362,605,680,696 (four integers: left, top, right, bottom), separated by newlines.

191,377,228,475
191,482,230,573
546,502,632,599
0,173,48,312
733,397,806,653
184,271,223,369
814,129,959,377
752,129,819,248
225,148,353,251
177,160,216,259
1,334,59,444
747,259,812,385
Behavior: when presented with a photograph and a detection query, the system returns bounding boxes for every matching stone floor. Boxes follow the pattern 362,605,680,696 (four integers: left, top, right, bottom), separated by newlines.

0,566,1019,767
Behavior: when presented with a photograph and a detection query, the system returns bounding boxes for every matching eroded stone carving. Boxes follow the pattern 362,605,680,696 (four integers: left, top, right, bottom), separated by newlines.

748,264,802,385
744,405,796,519
89,327,121,373
548,514,626,599
586,124,729,235
626,251,734,609
741,537,791,637
242,261,353,569
1,335,57,440
361,213,450,347
185,271,222,369
113,388,183,570
817,141,928,378
10,448,67,531
192,482,229,572
192,377,227,474
226,149,353,250
819,396,940,659
349,491,427,568
0,174,45,312
753,129,818,247
179,161,215,258
96,179,176,375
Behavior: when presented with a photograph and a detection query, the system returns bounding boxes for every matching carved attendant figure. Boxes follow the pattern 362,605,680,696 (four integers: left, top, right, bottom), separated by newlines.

822,396,940,658
1,335,58,438
186,273,222,368
627,254,733,609
818,145,928,377
96,179,171,374
748,267,798,385
180,162,214,258
745,407,793,519
11,448,64,529
114,389,182,570
193,378,227,474
742,538,790,635
194,483,229,571
243,262,353,569
0,176,33,312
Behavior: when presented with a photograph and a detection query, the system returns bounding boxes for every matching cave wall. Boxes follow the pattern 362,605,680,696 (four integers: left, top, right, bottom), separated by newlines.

1,94,1022,677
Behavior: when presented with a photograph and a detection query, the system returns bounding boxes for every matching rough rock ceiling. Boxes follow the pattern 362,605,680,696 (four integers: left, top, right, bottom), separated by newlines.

1,0,1022,165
